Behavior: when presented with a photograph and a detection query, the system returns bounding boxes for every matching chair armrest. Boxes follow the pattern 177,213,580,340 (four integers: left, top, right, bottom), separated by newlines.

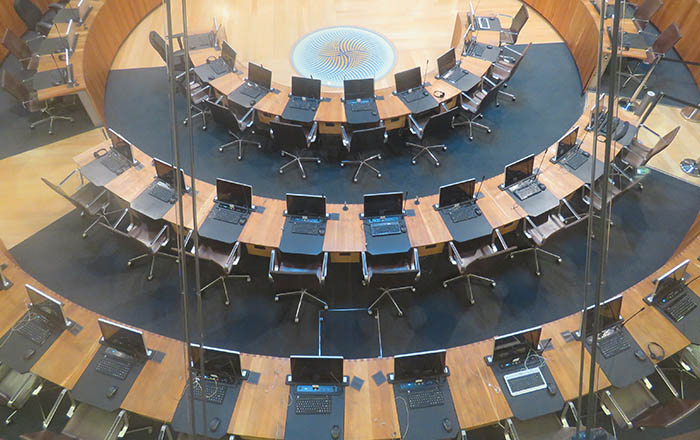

240,106,255,125
412,248,421,281
461,91,480,105
501,45,522,57
149,224,169,248
307,121,318,144
483,76,497,87
603,389,634,429
105,410,127,440
560,198,581,221
268,249,277,281
407,114,423,137
320,252,329,284
225,242,241,268
183,229,194,252
655,364,680,398
58,169,79,186
42,388,69,429
638,123,661,139
341,125,351,149
496,13,513,18
112,209,129,230
158,424,175,440
85,189,108,209
448,241,467,273
361,251,370,284
493,228,508,251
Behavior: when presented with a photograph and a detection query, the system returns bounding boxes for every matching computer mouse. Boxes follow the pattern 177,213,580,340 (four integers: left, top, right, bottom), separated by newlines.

442,418,453,432
400,225,407,233
371,111,377,116
582,151,591,157
538,183,547,191
209,417,221,432
423,90,429,96
319,227,325,236
250,100,256,106
487,45,493,49
239,217,247,225
475,207,482,216
547,383,557,396
330,425,341,439
23,348,36,360
106,385,118,398
312,106,317,111
635,349,647,361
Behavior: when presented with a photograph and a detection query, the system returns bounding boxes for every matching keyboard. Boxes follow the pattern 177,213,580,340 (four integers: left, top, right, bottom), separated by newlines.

295,396,332,415
209,58,229,75
213,206,244,224
513,181,544,201
447,203,480,223
292,219,323,235
369,221,402,237
504,369,547,396
16,316,51,345
149,182,176,204
101,152,130,174
664,294,697,322
597,330,631,359
406,388,445,409
289,99,317,111
241,85,263,99
349,101,374,112
564,152,589,170
401,90,426,103
465,43,485,58
192,378,227,405
96,356,133,380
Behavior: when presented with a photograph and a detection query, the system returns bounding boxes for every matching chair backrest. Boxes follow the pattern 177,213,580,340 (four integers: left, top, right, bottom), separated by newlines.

1,29,34,70
350,125,386,154
647,125,680,163
13,0,43,30
481,76,507,107
505,42,531,78
1,69,32,104
509,5,529,35
205,99,239,132
634,0,663,30
651,23,681,54
41,177,86,212
269,250,323,288
149,31,168,64
601,381,659,428
366,250,419,288
270,120,308,150
423,105,459,137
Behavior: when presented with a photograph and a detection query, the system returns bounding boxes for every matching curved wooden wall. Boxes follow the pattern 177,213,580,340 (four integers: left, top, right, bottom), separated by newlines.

523,0,601,91
82,0,161,123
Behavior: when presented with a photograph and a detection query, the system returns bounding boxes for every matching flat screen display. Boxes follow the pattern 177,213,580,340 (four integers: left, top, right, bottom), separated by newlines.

394,349,447,382
98,318,149,358
582,295,623,338
153,157,184,189
221,40,236,69
653,259,689,303
439,179,475,208
344,78,374,101
504,154,534,187
554,126,579,161
437,48,457,77
286,193,326,217
492,326,542,365
216,178,252,208
190,343,243,384
248,62,272,89
108,128,133,163
291,76,322,100
395,67,422,93
363,192,403,217
25,284,68,327
290,355,344,384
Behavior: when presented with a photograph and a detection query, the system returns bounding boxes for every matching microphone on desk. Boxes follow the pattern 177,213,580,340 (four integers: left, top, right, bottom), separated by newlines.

620,306,645,329
423,59,429,86
474,175,485,200
403,191,409,214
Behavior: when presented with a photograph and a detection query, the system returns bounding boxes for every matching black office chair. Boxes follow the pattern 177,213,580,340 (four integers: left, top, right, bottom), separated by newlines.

13,0,63,36
1,29,39,72
453,90,492,141
363,249,420,317
443,229,515,305
631,0,663,31
499,4,529,46
189,238,251,306
269,120,321,179
149,31,187,74
473,75,509,110
488,43,531,102
405,106,457,167
269,250,328,323
340,124,387,182
620,23,681,90
207,99,260,160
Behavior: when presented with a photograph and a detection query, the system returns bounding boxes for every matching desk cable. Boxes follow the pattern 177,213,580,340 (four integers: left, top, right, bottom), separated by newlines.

394,395,410,439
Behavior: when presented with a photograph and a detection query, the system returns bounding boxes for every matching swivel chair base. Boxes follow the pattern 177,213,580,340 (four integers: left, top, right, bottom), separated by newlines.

406,142,446,167
279,150,321,180
452,113,491,141
183,105,208,131
340,154,382,182
443,273,496,305
30,113,74,135
80,207,122,239
219,130,262,160
367,286,415,317
127,252,178,281
509,247,561,277
275,289,328,323
201,274,251,306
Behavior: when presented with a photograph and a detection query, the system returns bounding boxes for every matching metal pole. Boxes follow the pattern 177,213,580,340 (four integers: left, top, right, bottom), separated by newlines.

620,57,661,112
0,263,12,290
681,105,700,122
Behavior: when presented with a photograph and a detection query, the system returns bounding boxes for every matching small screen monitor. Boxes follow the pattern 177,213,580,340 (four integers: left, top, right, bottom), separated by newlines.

653,259,689,303
291,76,322,100
290,355,344,384
98,318,150,358
504,154,535,188
439,178,475,208
344,78,374,101
394,67,422,93
554,126,580,161
582,294,623,338
153,158,185,189
394,349,447,382
190,343,243,384
492,326,542,366
25,284,69,328
107,128,133,164
65,20,77,52
221,40,236,70
363,192,403,217
286,193,326,218
248,62,272,89
216,178,252,208
437,48,457,77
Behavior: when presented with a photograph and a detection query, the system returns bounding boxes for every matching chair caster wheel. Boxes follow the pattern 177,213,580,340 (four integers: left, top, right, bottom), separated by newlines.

324,305,329,310
442,147,447,151
509,254,514,259
219,147,224,152
535,272,541,277
340,163,345,167
279,169,284,174
511,97,516,102
491,282,496,288
411,160,416,165
147,275,153,281
496,103,500,107
435,162,440,167
442,282,448,288
280,152,285,157
49,131,54,135
275,296,280,302
301,174,307,180
238,156,243,160
479,114,484,119
202,126,207,131
367,309,373,315
353,178,358,183
225,301,230,306
294,317,299,324
397,311,404,317
469,300,475,305
377,154,382,160
556,258,562,263
127,261,133,267
246,276,252,282
82,233,87,239
487,129,492,133
469,136,474,141
317,159,322,164
377,173,382,179
411,287,416,292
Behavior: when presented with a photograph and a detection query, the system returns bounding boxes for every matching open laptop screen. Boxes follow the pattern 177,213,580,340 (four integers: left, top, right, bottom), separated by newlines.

363,192,403,217
107,128,133,164
582,294,623,338
394,349,447,382
221,40,236,69
437,48,457,77
493,326,542,366
216,178,252,208
290,355,344,384
248,62,272,89
190,344,243,383
25,284,69,328
394,67,422,93
438,179,475,208
286,193,326,218
344,78,374,101
653,259,689,303
504,154,534,187
98,318,149,358
292,76,322,100
554,126,579,161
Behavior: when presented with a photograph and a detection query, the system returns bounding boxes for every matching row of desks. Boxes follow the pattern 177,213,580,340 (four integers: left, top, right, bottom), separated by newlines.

1,226,697,438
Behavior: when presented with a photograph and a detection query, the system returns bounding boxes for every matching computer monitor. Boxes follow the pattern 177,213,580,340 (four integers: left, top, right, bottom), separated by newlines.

554,126,580,161
214,22,227,49
291,76,322,100
394,67,422,93
248,62,272,89
290,355,344,385
77,0,91,23
107,128,134,164
216,178,252,208
393,349,447,382
25,284,70,328
189,343,244,384
652,259,689,304
438,179,475,208
153,158,185,190
344,78,374,101
492,326,542,366
286,193,326,218
363,192,404,217
437,48,457,77
65,20,77,53
98,318,150,358
503,154,535,188
581,294,623,338
221,40,236,70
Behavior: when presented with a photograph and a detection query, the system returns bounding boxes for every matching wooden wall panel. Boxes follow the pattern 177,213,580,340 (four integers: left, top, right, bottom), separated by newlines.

83,0,161,123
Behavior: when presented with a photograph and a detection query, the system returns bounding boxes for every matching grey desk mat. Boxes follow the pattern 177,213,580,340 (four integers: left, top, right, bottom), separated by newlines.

281,102,319,125
344,101,380,125
187,32,216,51
130,183,177,220
439,209,492,243
279,217,325,256
440,71,481,93
399,92,439,115
0,311,67,373
584,328,655,388
194,64,229,83
554,155,604,184
491,363,565,421
198,212,245,245
228,86,269,109
509,187,560,218
171,380,242,438
466,42,501,63
79,158,120,187
284,389,345,440
364,223,411,256
653,288,700,344
71,344,147,411
393,379,460,440
37,37,68,55
30,68,67,90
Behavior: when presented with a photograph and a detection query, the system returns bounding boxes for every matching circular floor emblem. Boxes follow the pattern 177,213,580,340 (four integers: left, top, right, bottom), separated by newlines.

291,26,396,87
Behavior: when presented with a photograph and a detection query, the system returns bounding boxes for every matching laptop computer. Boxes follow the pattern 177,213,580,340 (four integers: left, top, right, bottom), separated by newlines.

210,179,252,226
287,355,346,414
285,193,327,236
437,178,484,223
149,158,186,204
550,126,590,170
240,62,272,100
579,295,632,359
207,40,237,76
391,349,450,409
188,343,249,405
395,67,427,103
363,192,406,237
343,78,379,124
95,318,151,381
97,128,135,174
502,154,546,201
283,76,322,123
490,326,547,396
15,284,72,346
646,259,697,323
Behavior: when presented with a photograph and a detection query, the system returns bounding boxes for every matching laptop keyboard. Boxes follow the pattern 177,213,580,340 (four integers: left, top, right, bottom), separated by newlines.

402,90,426,103
465,43,486,58
213,206,244,224
96,356,133,380
597,330,631,359
289,99,317,111
101,152,130,174
369,221,402,237
406,388,445,409
292,219,323,235
241,85,263,99
505,369,546,395
16,316,51,345
513,181,544,201
209,58,229,75
664,295,697,322
149,182,176,204
564,152,589,170
349,101,374,112
444,68,467,83
295,396,332,415
192,378,227,404
447,203,480,223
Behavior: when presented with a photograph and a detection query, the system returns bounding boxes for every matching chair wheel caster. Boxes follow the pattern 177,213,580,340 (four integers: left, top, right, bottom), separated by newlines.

411,287,416,292
317,159,322,164
275,296,280,302
127,261,132,267
442,147,447,151
397,311,404,317
469,136,474,141
340,163,345,167
219,147,224,152
225,301,230,306
556,258,562,263
512,97,516,101
535,272,541,277
442,282,448,288
301,174,307,179
353,178,358,183
246,276,252,282
469,300,475,305
279,169,284,174
324,305,329,310
509,255,514,259
377,154,382,160
294,317,299,324
280,152,285,157
487,129,492,133
411,160,416,165
491,282,496,288
147,275,153,281
377,173,382,179
238,156,243,160
82,233,87,239
435,162,440,167
49,131,54,135
367,309,373,315
202,126,207,131
479,114,484,119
